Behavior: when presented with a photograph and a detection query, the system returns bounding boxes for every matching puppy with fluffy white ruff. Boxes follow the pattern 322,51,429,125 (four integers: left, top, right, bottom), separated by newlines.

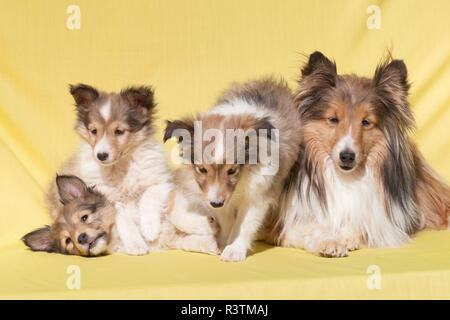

164,78,301,261
47,84,218,255
274,52,450,257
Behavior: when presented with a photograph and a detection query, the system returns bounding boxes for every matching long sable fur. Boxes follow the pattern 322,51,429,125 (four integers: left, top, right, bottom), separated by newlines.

289,51,449,238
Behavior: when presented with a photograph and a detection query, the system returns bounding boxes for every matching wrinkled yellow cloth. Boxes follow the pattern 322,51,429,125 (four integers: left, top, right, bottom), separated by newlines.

0,0,449,299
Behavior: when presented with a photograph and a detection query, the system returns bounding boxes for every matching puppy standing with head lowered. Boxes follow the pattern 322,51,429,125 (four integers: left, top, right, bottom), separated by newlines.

45,84,218,255
164,78,301,261
275,52,450,257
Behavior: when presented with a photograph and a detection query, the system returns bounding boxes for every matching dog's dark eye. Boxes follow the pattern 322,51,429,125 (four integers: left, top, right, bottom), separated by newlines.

227,168,236,175
362,120,371,127
198,167,207,174
81,215,88,222
66,238,71,244
115,129,124,136
328,117,339,124
91,129,97,135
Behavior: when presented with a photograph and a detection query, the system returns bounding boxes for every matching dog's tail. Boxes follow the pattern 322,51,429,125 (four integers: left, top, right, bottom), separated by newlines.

415,148,450,230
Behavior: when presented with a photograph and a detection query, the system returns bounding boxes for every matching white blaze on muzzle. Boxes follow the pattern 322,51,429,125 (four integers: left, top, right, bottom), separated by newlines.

208,182,222,202
94,133,112,162
334,126,355,155
207,182,225,208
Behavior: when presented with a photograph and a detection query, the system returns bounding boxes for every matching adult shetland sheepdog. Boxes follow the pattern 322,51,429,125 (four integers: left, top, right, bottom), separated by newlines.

24,175,219,256
46,85,175,255
164,78,301,261
275,52,450,257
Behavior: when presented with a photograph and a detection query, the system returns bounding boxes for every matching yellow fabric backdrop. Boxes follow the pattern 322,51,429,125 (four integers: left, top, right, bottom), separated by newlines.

0,0,449,299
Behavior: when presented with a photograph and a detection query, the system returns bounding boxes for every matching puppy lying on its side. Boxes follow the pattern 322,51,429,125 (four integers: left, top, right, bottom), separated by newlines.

164,78,301,262
23,175,220,256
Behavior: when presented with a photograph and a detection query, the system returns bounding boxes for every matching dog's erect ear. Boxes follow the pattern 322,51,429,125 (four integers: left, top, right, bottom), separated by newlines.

163,119,195,143
301,51,337,78
56,175,89,204
121,86,156,111
295,52,337,122
373,59,408,89
69,84,99,106
22,226,55,252
372,58,414,130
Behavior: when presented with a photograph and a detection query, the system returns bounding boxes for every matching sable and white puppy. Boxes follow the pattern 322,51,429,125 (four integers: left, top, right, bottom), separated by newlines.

275,52,450,257
164,78,301,261
46,84,174,255
24,175,219,256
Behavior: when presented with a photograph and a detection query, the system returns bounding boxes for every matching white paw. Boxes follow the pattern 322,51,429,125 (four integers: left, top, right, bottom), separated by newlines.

202,236,221,255
318,240,348,258
341,236,362,252
220,243,247,262
140,214,160,242
124,237,148,256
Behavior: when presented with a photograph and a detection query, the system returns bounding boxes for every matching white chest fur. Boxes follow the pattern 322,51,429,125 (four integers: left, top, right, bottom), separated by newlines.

295,159,410,248
76,139,172,203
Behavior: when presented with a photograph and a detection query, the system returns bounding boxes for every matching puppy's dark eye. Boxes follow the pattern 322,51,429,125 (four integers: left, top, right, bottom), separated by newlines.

227,168,236,175
362,120,371,127
66,238,71,244
81,215,88,222
91,129,97,135
328,117,339,124
198,167,207,174
115,129,124,135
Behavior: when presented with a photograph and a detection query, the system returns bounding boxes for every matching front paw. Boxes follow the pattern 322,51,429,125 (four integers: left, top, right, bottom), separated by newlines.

317,239,348,258
202,235,221,256
220,243,247,262
124,237,148,256
140,214,160,242
341,236,362,252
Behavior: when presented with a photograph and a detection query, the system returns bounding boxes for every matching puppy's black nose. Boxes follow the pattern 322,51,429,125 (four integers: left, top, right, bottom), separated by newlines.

78,233,88,245
210,201,224,208
97,153,109,161
339,151,355,163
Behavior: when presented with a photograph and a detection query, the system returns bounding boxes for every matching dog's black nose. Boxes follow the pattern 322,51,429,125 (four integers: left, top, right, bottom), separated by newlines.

210,201,224,208
78,233,88,245
97,153,109,161
339,151,355,163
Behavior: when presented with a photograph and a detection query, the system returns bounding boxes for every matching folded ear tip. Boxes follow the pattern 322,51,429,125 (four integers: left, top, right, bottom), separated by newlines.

302,51,336,77
309,51,326,62
69,84,77,94
390,59,407,75
121,85,156,110
374,57,409,84
163,121,175,142
163,119,195,144
121,85,154,95
69,84,99,106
